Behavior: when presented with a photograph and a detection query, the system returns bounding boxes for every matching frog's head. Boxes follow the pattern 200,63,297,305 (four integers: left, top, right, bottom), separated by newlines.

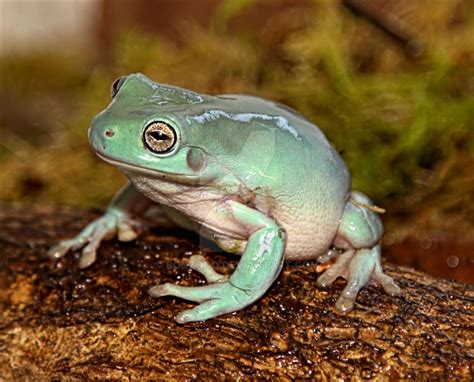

89,73,225,184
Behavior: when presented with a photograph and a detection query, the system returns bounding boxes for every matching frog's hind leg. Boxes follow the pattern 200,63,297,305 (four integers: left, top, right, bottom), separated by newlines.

149,200,286,324
317,191,400,312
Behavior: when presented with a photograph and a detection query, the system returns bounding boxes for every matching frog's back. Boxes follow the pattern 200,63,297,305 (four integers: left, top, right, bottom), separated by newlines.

211,94,352,260
216,94,351,193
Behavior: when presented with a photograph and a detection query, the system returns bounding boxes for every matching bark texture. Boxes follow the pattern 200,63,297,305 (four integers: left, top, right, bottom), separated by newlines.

0,206,472,381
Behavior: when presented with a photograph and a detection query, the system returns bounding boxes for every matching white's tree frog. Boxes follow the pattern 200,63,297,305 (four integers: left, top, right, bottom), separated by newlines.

50,73,400,323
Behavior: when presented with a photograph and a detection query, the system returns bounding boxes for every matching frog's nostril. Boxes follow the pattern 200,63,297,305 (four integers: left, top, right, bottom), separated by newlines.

105,129,114,138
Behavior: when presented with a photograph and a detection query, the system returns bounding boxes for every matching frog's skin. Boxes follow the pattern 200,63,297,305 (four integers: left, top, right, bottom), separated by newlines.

49,73,400,324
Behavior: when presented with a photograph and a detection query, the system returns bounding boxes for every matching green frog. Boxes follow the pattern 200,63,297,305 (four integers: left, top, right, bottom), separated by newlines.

49,73,400,323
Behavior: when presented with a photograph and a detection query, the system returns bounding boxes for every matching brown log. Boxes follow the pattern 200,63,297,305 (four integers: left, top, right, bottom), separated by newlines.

0,206,472,380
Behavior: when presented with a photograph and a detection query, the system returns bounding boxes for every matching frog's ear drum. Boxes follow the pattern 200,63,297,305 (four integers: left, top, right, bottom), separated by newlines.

110,76,127,98
143,121,177,154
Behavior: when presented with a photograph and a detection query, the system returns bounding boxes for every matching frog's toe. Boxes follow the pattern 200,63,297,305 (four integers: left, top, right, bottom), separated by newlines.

148,282,225,303
117,221,140,242
335,288,359,313
316,250,354,287
78,243,99,269
334,248,376,312
76,222,113,268
372,263,401,296
175,299,235,324
48,240,75,260
188,255,228,283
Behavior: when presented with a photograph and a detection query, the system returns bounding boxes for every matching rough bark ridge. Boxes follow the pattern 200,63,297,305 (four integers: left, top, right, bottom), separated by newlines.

0,206,472,380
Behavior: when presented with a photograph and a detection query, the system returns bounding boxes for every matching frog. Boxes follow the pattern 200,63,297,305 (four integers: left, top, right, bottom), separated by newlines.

49,73,400,324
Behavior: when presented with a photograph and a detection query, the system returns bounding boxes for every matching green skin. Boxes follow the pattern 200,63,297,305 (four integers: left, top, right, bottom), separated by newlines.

49,73,400,324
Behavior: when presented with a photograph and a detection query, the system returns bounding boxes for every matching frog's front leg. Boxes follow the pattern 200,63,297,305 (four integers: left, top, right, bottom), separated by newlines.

48,182,154,268
317,191,400,312
149,200,286,324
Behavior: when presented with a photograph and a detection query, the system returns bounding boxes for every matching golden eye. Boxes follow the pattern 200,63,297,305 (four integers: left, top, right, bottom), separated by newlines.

143,121,177,154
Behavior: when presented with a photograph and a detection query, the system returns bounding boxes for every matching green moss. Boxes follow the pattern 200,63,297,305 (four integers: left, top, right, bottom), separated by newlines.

0,1,473,234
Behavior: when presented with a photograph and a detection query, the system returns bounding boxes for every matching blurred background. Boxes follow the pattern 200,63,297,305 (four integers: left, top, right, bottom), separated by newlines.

0,0,473,282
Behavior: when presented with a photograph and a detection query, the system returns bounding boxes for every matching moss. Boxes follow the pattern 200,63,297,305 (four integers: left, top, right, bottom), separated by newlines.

0,1,473,235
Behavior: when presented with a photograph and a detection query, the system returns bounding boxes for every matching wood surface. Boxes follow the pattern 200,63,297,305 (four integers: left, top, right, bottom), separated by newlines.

0,206,472,380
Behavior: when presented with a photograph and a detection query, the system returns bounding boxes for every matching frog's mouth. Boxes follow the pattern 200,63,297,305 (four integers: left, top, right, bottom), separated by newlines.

94,152,207,185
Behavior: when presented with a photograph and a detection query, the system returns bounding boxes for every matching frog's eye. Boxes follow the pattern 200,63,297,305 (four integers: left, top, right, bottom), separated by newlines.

143,121,177,154
110,76,127,98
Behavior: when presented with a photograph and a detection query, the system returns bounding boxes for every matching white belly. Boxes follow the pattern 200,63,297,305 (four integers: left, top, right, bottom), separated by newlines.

128,173,346,262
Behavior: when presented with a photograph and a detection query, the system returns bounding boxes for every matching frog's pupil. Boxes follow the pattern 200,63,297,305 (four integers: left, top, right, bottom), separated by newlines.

150,131,168,140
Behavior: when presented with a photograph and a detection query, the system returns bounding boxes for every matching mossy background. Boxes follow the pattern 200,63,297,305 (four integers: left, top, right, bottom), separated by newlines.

1,0,473,242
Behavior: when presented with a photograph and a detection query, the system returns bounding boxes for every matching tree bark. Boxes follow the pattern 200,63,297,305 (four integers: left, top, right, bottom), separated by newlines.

0,206,472,381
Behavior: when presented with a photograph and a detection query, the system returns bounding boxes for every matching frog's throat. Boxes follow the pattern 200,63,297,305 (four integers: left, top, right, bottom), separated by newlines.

94,152,205,185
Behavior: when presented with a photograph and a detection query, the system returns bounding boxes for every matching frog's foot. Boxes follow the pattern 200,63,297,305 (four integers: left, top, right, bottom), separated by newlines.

149,255,229,323
317,191,400,312
149,200,286,324
149,253,237,324
317,245,400,312
48,209,143,269
149,279,257,324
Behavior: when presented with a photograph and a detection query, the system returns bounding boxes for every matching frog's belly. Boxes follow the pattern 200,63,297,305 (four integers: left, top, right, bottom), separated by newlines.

275,206,343,261
162,199,344,262
129,174,346,261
